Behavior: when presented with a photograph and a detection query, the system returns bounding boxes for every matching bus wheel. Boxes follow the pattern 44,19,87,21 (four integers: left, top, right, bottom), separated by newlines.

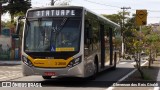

89,59,98,80
112,52,117,70
42,76,52,79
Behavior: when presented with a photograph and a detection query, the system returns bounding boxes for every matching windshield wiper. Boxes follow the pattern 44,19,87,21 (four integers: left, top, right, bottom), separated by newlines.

52,17,68,34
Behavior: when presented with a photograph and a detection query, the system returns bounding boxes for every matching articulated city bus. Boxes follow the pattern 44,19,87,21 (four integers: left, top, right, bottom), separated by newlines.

15,6,121,79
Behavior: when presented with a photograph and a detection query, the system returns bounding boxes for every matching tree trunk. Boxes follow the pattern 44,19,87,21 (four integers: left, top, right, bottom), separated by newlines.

137,67,144,79
148,48,152,68
135,52,144,79
10,14,14,23
156,49,157,58
152,52,155,64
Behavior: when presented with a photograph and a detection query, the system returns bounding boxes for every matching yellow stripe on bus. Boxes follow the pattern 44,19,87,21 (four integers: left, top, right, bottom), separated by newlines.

56,48,75,51
27,56,73,68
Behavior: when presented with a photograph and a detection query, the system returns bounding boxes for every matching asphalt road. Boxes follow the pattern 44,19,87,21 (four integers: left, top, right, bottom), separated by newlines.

0,60,147,90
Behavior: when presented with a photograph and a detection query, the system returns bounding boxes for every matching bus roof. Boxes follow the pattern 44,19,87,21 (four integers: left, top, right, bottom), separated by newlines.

28,6,120,28
28,6,84,11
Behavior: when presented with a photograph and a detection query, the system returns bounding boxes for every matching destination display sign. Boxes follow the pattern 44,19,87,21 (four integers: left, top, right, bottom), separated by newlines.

27,9,82,18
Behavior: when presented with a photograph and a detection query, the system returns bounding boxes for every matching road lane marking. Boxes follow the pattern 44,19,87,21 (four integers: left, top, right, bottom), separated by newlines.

106,60,148,90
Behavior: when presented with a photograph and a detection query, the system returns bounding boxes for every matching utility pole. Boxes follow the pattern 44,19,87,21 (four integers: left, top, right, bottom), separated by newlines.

120,6,131,58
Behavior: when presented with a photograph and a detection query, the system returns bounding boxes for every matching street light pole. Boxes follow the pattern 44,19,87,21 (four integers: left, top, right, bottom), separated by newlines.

121,6,131,58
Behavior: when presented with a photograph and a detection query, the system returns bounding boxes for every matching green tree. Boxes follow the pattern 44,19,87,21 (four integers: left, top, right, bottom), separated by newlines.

2,0,31,23
132,29,145,79
103,11,130,25
51,0,71,6
124,14,140,53
144,27,160,67
56,0,71,5
103,14,122,25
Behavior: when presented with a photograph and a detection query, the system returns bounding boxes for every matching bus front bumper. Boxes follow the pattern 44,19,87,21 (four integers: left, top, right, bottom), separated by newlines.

22,63,84,77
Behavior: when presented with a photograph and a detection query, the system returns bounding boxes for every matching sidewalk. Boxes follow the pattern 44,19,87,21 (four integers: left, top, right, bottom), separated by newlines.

0,60,21,65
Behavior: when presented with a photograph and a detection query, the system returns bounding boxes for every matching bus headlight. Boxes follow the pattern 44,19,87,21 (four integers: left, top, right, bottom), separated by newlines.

22,56,33,67
67,56,82,68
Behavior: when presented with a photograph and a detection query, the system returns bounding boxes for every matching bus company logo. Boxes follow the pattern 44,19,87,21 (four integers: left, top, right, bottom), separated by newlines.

35,10,76,17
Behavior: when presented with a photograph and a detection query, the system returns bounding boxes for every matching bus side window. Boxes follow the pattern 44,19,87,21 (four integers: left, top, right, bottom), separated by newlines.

84,20,93,56
85,20,92,45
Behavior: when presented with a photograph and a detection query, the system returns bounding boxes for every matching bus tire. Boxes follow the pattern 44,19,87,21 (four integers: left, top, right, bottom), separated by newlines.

112,52,117,70
89,57,98,80
42,76,52,79
94,57,99,74
111,64,116,70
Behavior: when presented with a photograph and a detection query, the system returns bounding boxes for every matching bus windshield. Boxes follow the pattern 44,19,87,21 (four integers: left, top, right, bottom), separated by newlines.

24,17,81,52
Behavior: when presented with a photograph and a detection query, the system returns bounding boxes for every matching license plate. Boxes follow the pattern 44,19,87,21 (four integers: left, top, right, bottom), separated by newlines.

44,72,55,76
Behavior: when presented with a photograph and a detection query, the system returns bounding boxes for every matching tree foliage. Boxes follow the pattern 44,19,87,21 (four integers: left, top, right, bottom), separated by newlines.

143,26,160,67
55,0,71,5
2,0,31,23
103,14,121,24
51,0,71,6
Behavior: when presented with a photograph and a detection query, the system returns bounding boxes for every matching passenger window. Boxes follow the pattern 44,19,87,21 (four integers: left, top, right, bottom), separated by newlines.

84,20,93,56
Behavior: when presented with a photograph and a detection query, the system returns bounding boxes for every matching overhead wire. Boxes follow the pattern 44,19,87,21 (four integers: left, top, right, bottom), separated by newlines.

85,0,160,18
85,0,160,13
